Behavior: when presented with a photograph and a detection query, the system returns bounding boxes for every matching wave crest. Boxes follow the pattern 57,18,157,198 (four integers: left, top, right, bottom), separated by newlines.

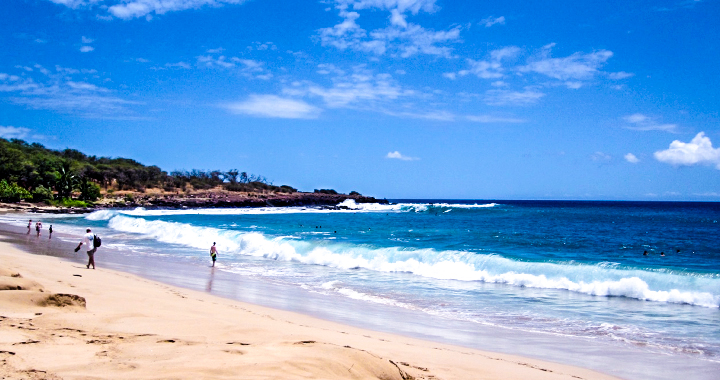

105,214,720,308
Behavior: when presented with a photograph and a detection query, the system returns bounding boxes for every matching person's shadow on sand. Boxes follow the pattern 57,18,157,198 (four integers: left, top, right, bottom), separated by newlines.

206,267,215,292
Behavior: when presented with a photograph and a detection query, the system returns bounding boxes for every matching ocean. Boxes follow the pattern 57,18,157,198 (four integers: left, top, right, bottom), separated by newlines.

3,200,719,379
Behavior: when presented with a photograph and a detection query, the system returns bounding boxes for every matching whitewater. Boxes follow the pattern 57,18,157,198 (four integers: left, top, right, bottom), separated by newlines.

4,199,719,379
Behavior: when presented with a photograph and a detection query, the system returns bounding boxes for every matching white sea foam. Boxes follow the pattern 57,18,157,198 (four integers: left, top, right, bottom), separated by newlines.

83,201,499,220
396,202,498,213
320,281,416,308
104,214,720,308
85,209,117,221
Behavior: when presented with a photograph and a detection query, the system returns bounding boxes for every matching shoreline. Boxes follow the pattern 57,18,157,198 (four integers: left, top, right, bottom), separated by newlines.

0,238,621,380
2,209,719,380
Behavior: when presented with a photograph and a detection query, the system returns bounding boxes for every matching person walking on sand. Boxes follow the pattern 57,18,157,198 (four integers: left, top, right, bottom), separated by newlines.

27,219,32,234
75,228,97,269
210,242,218,267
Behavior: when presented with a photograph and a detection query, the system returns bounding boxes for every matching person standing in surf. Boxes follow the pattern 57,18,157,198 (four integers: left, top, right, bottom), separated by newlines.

210,242,218,267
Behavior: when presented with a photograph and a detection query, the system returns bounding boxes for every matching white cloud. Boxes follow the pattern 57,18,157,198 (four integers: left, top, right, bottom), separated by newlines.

197,55,235,69
81,36,94,44
654,132,720,169
0,126,31,139
490,46,521,61
386,151,419,161
453,46,520,80
383,110,454,121
591,151,612,162
317,0,459,58
624,153,640,163
694,192,720,197
317,64,346,76
289,66,407,109
461,59,503,79
47,0,99,8
520,44,613,83
608,71,634,80
481,16,505,27
449,44,625,97
80,46,94,53
623,113,677,132
317,10,368,50
224,95,321,119
466,115,525,123
369,23,461,58
340,0,438,14
484,88,545,106
624,113,648,123
165,62,191,69
196,53,272,79
0,64,137,117
66,81,107,92
46,0,250,19
248,41,277,51
108,0,248,19
12,95,137,117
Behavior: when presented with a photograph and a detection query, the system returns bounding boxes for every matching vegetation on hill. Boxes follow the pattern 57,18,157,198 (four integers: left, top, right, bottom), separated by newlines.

0,138,302,204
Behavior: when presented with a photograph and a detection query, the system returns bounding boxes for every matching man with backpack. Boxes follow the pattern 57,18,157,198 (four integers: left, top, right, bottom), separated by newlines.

75,228,100,269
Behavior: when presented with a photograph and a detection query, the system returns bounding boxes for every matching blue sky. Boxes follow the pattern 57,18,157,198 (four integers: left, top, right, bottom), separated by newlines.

1,0,719,200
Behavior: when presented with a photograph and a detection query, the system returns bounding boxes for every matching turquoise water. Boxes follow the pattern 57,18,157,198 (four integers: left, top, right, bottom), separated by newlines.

7,200,720,377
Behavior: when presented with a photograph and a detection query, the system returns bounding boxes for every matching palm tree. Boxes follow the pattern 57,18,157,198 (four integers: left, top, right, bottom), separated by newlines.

55,161,77,199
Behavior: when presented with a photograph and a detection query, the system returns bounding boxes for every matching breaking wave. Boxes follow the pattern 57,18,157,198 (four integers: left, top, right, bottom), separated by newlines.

102,214,720,308
83,201,499,219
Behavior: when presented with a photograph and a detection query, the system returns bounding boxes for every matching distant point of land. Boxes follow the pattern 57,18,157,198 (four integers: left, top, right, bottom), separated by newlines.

0,138,385,212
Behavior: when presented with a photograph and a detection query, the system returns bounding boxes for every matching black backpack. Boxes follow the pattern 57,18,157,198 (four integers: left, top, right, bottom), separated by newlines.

93,234,102,248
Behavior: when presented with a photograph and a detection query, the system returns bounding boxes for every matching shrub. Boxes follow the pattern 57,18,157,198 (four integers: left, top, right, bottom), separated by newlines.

224,183,248,192
314,189,338,195
279,185,297,193
0,180,32,202
32,185,54,202
349,191,361,196
79,181,101,201
47,198,89,208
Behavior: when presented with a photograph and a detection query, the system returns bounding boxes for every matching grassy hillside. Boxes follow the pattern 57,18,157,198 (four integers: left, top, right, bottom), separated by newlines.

0,138,330,205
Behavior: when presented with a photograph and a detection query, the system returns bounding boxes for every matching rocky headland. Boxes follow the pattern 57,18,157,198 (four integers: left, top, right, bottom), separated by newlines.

1,189,388,214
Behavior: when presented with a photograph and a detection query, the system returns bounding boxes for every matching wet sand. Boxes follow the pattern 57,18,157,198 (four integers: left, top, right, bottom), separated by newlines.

0,233,622,379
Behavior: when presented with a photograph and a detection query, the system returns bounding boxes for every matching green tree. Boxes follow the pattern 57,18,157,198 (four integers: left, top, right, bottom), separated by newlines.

78,178,101,201
55,161,77,199
0,180,32,202
32,185,54,202
226,169,239,184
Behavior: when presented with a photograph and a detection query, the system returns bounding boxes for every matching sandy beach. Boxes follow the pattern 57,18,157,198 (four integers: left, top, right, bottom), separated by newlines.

0,239,622,380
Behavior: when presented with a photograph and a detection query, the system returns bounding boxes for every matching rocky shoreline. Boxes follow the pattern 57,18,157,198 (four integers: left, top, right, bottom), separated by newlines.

106,191,388,209
1,191,388,214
